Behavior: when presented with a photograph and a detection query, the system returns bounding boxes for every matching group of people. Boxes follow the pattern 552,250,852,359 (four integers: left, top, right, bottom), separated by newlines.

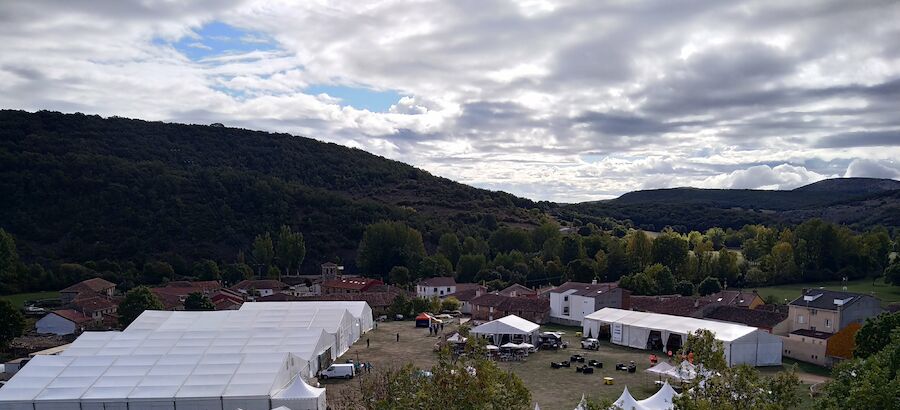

427,322,444,336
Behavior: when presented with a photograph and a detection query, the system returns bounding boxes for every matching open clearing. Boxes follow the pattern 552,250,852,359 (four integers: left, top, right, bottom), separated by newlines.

324,321,821,409
0,291,59,308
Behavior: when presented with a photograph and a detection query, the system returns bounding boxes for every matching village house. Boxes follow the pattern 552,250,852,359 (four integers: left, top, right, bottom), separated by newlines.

321,277,384,294
59,278,116,304
231,279,288,298
498,283,536,297
416,277,457,298
470,293,550,324
446,284,488,314
35,310,93,335
320,262,343,280
210,289,244,310
549,281,631,326
699,290,766,309
782,289,882,366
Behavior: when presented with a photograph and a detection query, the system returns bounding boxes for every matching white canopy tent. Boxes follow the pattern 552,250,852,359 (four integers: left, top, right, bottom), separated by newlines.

471,315,540,345
270,376,327,410
603,382,679,410
240,301,374,335
582,308,782,367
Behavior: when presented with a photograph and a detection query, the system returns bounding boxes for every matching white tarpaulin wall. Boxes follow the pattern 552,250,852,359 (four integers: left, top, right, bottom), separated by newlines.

240,301,374,335
583,308,781,367
471,315,540,344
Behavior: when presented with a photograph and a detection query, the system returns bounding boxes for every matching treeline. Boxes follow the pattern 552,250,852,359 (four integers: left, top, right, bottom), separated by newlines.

353,218,899,296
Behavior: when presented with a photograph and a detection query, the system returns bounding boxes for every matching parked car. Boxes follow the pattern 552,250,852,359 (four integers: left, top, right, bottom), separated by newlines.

319,363,355,379
581,338,600,350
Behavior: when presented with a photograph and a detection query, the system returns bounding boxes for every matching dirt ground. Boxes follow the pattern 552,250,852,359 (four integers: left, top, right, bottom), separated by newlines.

322,321,822,410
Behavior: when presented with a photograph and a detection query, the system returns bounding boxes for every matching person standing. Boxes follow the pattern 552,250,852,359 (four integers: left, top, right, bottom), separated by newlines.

367,338,370,348
396,333,400,342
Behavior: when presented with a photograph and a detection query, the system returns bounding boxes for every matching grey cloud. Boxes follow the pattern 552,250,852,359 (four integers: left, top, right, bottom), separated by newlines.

816,130,900,148
844,159,900,179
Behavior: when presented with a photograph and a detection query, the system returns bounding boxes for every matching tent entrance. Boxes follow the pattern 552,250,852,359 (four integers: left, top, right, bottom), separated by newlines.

599,324,611,341
646,330,663,351
665,334,682,354
318,348,333,372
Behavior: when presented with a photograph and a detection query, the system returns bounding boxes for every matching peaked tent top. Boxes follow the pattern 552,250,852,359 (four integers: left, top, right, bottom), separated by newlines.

471,315,539,335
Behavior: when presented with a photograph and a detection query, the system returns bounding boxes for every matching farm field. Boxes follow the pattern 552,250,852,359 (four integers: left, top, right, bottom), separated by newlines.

752,278,900,306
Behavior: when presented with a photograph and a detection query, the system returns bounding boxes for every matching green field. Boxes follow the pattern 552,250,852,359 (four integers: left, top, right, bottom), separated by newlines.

0,291,60,308
751,279,900,306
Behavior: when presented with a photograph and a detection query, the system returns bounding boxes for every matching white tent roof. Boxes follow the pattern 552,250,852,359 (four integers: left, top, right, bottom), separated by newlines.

639,381,678,410
613,386,641,410
471,315,539,336
240,301,374,333
645,362,674,376
584,308,757,342
0,302,368,409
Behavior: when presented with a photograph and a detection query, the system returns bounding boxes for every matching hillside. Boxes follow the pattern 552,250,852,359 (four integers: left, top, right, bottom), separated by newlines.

557,178,900,232
0,110,542,271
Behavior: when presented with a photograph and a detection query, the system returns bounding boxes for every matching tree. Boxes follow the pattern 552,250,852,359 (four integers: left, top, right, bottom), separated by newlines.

560,236,586,265
626,230,653,271
441,297,460,312
531,221,560,250
389,293,411,318
644,264,675,295
266,265,281,279
706,227,726,250
343,342,531,409
276,225,306,276
489,226,533,253
357,221,426,281
192,259,221,281
676,364,801,410
0,229,21,293
437,233,461,266
252,232,275,271
819,329,900,410
712,250,740,284
118,286,164,327
594,249,608,281
698,276,721,296
676,280,694,296
680,329,727,372
142,260,174,284
389,266,411,287
618,272,656,296
184,292,215,311
222,263,254,284
566,258,598,283
0,300,25,348
651,233,689,271
854,312,900,359
884,262,900,286
456,254,486,283
418,255,453,279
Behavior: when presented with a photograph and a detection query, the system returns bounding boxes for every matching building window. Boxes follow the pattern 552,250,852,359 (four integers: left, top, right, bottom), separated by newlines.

825,319,831,328
798,315,805,324
433,287,437,292
810,309,817,316
564,296,568,301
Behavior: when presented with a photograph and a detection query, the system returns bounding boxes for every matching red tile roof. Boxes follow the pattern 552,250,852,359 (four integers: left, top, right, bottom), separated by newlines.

60,278,116,294
499,284,536,296
165,281,222,292
699,290,762,308
51,309,92,324
321,277,384,291
705,306,787,329
232,280,288,291
447,288,481,302
470,293,549,312
149,289,185,310
630,295,710,317
418,277,456,287
71,296,117,314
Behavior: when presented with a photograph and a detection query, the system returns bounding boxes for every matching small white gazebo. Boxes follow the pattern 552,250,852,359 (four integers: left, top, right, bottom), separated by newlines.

470,315,540,345
270,376,327,410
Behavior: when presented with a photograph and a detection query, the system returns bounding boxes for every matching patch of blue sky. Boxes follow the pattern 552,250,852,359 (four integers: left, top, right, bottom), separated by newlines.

168,21,278,61
305,84,402,112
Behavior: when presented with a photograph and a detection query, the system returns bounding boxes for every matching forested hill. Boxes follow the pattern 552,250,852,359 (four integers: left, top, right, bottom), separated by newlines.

0,110,542,271
557,178,900,232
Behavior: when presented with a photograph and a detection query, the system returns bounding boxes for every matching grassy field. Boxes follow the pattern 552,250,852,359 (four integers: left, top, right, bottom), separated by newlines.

752,278,900,306
326,321,819,410
0,291,60,308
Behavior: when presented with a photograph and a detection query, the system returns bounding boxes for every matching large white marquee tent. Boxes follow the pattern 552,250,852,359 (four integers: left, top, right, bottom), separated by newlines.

582,308,782,367
240,301,374,336
0,302,374,410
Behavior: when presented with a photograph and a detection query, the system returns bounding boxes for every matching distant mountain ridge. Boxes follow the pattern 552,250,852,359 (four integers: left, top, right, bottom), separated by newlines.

557,178,900,231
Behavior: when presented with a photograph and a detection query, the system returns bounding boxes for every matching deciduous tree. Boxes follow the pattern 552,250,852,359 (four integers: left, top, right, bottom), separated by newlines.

184,292,214,311
118,286,164,327
0,300,25,348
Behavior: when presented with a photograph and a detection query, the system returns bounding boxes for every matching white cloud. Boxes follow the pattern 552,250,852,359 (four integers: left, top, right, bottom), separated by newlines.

1,0,899,202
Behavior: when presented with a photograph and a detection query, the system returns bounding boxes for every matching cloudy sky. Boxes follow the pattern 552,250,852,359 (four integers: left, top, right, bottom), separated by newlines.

2,0,899,202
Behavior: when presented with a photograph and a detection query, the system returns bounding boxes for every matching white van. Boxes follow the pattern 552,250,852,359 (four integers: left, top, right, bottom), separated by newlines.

319,363,355,379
